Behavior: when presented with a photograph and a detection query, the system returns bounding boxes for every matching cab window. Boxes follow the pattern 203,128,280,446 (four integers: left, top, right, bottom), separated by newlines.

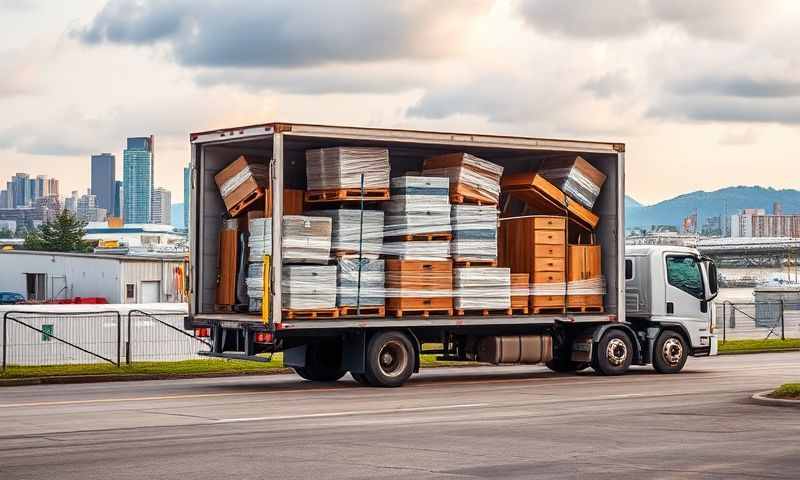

666,255,704,299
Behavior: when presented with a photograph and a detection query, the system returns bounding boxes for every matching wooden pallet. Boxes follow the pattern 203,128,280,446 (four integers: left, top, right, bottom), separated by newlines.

391,232,453,241
455,308,513,317
510,306,530,315
450,193,497,206
304,188,390,203
338,305,386,317
566,305,604,313
389,308,453,318
531,306,566,314
453,259,498,267
281,308,340,319
229,187,266,217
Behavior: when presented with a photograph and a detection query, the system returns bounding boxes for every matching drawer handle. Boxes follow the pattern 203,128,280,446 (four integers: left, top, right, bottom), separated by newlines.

423,264,433,270
423,299,431,305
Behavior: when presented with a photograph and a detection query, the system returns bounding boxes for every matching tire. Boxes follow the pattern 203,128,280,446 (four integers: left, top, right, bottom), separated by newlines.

294,341,347,382
653,331,688,374
364,331,415,387
594,329,633,376
350,372,370,386
545,356,589,373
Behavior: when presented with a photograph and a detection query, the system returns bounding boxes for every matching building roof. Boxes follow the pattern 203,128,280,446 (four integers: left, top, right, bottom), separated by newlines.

0,249,186,262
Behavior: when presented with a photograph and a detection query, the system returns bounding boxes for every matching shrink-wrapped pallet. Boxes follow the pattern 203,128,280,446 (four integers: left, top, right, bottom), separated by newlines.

422,153,503,205
453,267,511,310
245,262,265,312
306,147,390,191
450,204,498,261
382,240,450,260
282,265,337,310
248,216,332,264
384,176,450,237
337,258,385,307
538,156,606,210
311,209,384,257
215,156,269,216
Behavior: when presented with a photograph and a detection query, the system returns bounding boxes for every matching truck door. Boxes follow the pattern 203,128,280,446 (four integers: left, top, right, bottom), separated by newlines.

664,254,708,345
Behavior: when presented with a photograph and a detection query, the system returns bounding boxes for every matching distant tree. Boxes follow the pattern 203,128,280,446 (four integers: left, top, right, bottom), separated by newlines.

24,210,90,252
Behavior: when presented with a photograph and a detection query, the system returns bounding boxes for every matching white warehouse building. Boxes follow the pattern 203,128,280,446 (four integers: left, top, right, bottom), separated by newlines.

0,250,187,304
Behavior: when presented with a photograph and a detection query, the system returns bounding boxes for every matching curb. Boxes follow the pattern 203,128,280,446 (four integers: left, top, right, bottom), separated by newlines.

719,348,800,356
0,368,295,387
751,390,800,408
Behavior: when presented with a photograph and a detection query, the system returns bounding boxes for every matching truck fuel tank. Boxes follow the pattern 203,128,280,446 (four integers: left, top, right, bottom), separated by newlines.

476,335,553,364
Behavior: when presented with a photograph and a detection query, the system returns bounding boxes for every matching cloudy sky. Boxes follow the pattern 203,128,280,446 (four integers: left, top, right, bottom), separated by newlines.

1,0,799,205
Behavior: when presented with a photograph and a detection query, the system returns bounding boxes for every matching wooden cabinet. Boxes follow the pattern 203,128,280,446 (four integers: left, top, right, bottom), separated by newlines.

386,260,453,316
566,244,603,311
498,216,566,312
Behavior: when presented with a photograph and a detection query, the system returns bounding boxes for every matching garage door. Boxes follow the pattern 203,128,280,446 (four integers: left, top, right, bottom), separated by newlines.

140,281,161,303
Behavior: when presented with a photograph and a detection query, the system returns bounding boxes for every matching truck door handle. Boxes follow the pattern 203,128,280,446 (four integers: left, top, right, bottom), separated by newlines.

666,302,674,314
700,300,708,313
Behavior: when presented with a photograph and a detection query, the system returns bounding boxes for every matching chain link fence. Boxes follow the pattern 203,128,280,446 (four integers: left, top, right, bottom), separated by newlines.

1,306,208,369
715,301,800,341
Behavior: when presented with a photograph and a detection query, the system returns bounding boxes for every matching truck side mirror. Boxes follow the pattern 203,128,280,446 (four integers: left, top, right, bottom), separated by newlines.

706,261,719,300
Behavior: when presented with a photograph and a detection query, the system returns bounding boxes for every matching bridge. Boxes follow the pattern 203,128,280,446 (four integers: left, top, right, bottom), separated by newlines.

697,237,800,267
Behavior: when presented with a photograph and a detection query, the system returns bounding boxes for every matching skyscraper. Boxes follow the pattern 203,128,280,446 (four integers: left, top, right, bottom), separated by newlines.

123,136,154,224
151,187,171,225
113,180,122,218
47,178,60,198
91,153,116,215
183,164,190,230
11,173,30,207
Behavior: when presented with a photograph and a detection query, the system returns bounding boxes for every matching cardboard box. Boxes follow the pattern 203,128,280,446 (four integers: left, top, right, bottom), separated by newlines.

214,156,269,217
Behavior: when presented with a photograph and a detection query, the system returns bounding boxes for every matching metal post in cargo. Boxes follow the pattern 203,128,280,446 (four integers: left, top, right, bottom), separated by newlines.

271,133,284,326
356,173,365,315
616,150,626,323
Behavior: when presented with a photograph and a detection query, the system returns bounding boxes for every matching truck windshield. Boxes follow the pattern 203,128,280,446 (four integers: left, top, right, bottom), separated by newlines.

666,256,704,299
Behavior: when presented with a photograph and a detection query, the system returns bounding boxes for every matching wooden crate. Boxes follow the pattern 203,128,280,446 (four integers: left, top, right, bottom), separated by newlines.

338,305,386,317
304,188,390,203
385,259,452,290
282,308,340,320
455,308,513,317
454,259,498,268
566,295,603,312
214,155,269,217
511,273,529,310
388,297,454,318
450,183,498,206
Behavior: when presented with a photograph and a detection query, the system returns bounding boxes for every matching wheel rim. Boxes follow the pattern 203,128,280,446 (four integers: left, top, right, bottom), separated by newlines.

662,338,683,366
378,340,408,378
606,338,628,367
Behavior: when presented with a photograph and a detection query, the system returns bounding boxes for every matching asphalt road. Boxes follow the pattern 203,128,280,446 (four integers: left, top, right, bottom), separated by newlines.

0,352,798,480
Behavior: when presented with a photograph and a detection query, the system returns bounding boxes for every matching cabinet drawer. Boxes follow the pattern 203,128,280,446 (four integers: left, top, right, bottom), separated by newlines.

531,295,565,308
534,244,565,258
533,216,566,230
385,259,452,274
532,271,565,284
534,257,565,272
534,230,564,245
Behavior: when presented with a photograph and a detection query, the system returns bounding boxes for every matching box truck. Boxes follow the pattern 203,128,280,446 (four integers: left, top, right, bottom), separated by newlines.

184,123,719,387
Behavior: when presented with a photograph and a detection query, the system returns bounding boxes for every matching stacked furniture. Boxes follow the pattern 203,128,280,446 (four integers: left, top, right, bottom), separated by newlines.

453,267,512,315
450,204,498,264
511,273,530,314
386,259,453,317
337,258,385,316
422,153,504,205
282,265,338,316
312,209,384,258
566,244,604,312
305,147,391,202
383,176,451,261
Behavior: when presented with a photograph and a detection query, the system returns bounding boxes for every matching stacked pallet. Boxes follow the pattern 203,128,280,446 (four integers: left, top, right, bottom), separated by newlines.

386,259,453,317
305,147,391,202
337,258,385,316
422,153,504,205
453,267,511,315
450,204,498,264
383,175,452,260
538,156,606,210
498,216,567,314
282,265,338,315
311,209,384,258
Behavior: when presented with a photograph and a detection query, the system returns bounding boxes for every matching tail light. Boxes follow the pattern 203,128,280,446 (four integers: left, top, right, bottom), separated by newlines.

255,332,273,343
194,327,211,338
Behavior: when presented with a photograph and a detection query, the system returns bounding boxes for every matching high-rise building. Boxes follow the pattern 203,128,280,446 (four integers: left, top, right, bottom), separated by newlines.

64,190,80,214
47,178,59,198
113,180,122,218
151,187,171,225
91,153,116,214
12,173,30,207
183,165,190,229
123,136,154,224
76,190,107,222
729,208,800,238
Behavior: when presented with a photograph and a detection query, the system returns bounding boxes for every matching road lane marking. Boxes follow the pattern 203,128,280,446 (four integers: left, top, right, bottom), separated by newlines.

213,403,489,424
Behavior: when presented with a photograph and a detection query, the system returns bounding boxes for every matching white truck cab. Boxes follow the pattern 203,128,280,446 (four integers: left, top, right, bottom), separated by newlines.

624,245,719,372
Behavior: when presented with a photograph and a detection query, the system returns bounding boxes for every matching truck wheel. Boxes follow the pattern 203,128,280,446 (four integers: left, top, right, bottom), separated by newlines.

364,331,415,387
594,330,633,376
295,341,347,382
545,356,589,373
653,331,688,374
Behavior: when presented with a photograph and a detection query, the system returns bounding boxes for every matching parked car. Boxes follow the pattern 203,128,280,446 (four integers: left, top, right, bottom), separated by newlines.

0,292,25,305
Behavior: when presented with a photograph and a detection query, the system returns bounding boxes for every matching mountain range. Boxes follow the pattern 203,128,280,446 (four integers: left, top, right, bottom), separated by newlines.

170,187,800,231
626,186,800,229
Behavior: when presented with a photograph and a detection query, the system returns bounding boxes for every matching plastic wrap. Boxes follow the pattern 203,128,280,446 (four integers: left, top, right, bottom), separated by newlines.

310,209,384,257
450,204,498,261
337,258,385,307
384,176,451,237
382,240,450,260
248,216,332,264
306,147,390,191
530,282,567,296
282,265,338,310
453,267,511,310
538,156,606,209
422,153,504,204
566,277,607,295
219,164,269,199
